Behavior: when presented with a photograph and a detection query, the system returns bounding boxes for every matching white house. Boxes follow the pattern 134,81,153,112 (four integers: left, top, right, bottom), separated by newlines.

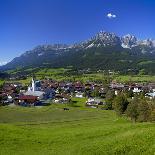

146,92,155,99
75,92,83,98
133,87,142,93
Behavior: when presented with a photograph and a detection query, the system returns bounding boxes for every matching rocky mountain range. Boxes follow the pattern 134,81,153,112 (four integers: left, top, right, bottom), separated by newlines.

1,31,155,73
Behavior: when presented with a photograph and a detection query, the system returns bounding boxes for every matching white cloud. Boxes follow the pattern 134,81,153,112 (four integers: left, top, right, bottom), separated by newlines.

107,13,116,19
0,61,7,66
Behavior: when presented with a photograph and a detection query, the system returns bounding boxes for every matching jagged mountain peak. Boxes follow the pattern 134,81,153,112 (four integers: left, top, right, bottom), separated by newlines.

138,39,155,47
83,31,121,49
121,34,137,49
93,31,119,41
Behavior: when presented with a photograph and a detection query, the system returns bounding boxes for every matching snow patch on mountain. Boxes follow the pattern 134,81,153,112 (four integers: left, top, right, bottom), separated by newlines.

121,34,137,48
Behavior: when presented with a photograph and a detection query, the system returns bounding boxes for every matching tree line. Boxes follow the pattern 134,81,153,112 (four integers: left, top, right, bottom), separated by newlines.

105,90,155,122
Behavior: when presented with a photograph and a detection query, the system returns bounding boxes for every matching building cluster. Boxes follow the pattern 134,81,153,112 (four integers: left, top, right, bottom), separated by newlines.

0,77,155,107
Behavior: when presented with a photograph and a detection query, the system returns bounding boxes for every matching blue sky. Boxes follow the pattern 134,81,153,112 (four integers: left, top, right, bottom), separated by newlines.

0,0,155,64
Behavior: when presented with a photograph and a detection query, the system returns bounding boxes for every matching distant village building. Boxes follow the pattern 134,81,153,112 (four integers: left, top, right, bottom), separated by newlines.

146,92,155,99
24,78,45,100
18,95,38,104
132,87,142,93
75,92,83,98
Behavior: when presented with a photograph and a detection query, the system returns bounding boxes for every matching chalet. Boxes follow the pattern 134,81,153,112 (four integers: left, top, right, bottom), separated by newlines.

86,98,103,108
53,94,70,103
18,95,38,105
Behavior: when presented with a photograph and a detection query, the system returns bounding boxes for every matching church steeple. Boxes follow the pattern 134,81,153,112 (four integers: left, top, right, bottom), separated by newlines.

32,77,36,92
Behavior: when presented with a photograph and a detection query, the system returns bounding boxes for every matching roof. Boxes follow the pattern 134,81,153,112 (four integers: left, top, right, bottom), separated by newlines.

19,95,38,100
146,92,155,97
24,91,44,97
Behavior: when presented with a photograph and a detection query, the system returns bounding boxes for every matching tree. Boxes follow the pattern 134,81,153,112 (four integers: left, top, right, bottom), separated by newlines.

137,99,151,122
113,94,129,115
0,96,3,106
91,88,100,98
150,101,155,122
125,90,134,98
126,97,139,122
104,90,115,110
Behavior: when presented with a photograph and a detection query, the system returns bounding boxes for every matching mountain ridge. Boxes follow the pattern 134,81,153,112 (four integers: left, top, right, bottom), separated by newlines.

1,31,155,73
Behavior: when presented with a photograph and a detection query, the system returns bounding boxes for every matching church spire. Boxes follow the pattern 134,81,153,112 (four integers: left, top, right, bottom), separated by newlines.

32,77,36,92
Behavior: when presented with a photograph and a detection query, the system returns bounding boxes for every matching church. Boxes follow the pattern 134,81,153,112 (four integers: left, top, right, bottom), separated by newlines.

24,77,45,100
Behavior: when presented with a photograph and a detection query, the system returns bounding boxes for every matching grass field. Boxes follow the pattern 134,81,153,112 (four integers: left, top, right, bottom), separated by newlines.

6,74,155,86
0,79,4,86
0,103,155,155
5,67,155,84
114,75,155,83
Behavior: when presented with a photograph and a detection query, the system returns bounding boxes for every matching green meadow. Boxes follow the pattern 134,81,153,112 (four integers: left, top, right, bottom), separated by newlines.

0,80,4,86
114,75,155,83
0,103,155,155
5,67,155,84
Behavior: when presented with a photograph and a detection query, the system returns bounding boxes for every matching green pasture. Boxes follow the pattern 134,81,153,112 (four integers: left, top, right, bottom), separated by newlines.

0,103,155,155
115,75,155,83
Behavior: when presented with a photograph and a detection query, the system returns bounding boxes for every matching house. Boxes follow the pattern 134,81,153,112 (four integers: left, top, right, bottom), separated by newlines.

75,92,84,98
53,94,70,103
145,92,155,99
74,82,84,91
44,87,55,99
86,98,103,107
132,87,142,93
110,82,124,90
18,95,38,105
7,95,13,103
129,84,142,93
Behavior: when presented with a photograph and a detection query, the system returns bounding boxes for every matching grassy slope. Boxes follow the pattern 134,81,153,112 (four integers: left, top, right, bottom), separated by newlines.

0,104,155,155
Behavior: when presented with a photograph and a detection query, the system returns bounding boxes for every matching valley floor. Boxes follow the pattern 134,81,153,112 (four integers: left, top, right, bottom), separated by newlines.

0,105,155,155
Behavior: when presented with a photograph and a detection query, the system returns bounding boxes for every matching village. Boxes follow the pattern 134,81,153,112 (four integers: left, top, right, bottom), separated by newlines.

0,76,155,108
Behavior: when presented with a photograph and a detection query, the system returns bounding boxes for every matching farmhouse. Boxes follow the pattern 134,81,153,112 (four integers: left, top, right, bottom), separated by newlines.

86,98,103,108
18,95,38,104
